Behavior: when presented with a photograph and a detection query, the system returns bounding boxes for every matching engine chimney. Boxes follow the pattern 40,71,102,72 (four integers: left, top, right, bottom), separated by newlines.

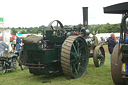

83,7,88,29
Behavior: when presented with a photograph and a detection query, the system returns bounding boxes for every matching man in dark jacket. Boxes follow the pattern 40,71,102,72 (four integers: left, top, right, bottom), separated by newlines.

107,33,116,64
16,34,21,55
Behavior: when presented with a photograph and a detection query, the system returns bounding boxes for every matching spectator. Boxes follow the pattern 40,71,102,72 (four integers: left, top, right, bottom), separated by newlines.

10,41,14,52
13,38,16,52
16,34,21,55
78,24,82,32
125,27,128,43
101,37,105,41
93,34,98,50
107,33,116,64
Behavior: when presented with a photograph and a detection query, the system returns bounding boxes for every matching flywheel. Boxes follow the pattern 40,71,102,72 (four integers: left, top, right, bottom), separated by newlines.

93,45,105,67
61,36,89,78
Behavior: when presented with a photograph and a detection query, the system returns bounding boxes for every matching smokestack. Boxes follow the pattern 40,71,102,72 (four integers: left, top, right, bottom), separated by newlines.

83,7,88,29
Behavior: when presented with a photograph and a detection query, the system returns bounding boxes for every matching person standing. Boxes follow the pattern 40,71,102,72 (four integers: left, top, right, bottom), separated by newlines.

13,38,16,52
107,33,116,64
16,34,21,55
93,34,98,50
125,27,128,43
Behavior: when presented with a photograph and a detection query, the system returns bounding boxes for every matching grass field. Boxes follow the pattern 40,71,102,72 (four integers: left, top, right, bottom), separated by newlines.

0,46,114,85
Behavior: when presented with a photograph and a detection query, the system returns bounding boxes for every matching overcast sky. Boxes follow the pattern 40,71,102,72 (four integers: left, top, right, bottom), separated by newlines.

0,0,127,27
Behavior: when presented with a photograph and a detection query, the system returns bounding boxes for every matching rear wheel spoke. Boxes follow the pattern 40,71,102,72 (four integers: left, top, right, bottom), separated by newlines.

76,41,80,53
71,52,77,59
81,56,86,58
78,64,84,71
79,45,84,50
73,65,78,75
72,43,77,53
70,59,76,63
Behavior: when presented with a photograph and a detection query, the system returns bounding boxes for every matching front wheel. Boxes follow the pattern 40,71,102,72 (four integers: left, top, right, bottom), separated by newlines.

93,45,105,67
0,61,7,75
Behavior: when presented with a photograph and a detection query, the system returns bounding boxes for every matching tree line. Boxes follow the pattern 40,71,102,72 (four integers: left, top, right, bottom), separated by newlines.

2,22,128,35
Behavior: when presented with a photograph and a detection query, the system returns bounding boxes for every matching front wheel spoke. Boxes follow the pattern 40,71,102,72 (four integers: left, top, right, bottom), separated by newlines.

101,55,104,59
98,58,101,64
97,54,102,59
100,58,104,63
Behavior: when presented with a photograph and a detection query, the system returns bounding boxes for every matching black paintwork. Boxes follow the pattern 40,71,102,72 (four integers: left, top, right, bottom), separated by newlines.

104,2,128,14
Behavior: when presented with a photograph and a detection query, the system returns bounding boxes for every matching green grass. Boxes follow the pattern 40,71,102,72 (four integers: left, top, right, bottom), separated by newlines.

0,50,113,85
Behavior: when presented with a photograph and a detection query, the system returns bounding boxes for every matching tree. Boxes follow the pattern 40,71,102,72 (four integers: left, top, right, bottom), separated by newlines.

19,30,27,34
11,28,18,35
98,27,108,33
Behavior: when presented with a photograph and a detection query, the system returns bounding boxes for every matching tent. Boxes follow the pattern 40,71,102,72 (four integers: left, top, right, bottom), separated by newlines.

17,33,23,38
10,34,15,39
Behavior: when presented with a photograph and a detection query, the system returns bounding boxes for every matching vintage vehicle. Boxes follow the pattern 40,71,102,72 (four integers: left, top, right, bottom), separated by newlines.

0,29,19,74
19,7,105,79
104,2,128,85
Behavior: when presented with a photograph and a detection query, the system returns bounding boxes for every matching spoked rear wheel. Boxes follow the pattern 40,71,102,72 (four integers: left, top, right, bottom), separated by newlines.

0,61,6,75
93,46,105,67
61,36,89,78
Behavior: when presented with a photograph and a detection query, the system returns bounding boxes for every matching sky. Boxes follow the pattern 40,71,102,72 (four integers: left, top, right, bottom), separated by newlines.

0,0,127,27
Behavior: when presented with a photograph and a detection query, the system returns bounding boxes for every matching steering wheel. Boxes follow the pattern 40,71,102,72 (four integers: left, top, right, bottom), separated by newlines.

47,20,65,37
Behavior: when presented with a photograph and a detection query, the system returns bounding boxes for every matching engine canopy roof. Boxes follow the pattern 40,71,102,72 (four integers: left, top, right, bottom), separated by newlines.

104,2,128,14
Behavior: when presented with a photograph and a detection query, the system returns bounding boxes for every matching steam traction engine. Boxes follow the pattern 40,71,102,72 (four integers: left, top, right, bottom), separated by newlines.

19,7,105,78
104,2,128,85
